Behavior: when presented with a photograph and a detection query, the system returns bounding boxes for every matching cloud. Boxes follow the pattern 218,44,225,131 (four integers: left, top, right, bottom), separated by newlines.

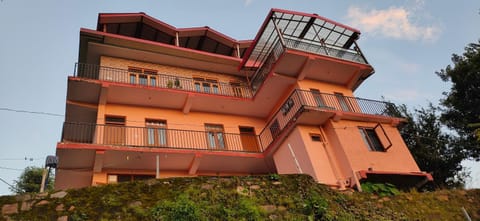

345,5,441,42
244,0,253,6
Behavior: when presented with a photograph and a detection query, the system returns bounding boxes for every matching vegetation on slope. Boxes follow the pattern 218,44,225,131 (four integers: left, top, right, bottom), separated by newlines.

0,174,478,220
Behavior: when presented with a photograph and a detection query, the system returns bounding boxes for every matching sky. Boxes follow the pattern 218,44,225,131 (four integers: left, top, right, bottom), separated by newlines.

0,0,479,195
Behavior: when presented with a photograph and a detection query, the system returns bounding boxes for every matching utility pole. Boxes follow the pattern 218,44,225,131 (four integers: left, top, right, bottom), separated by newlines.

40,155,58,193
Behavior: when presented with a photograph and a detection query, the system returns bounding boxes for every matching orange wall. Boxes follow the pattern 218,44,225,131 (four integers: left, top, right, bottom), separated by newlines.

326,120,420,174
100,103,265,134
296,79,354,96
273,125,338,186
100,56,244,84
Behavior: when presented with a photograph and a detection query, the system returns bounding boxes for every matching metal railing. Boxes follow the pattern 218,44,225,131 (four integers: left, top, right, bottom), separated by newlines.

283,38,367,64
258,89,397,149
250,40,285,93
74,63,253,99
61,122,263,153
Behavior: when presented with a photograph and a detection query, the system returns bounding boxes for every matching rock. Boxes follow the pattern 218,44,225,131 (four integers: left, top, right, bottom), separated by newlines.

269,214,279,220
2,203,18,215
21,201,34,211
201,184,213,190
51,191,68,199
277,206,287,211
68,205,75,211
35,192,48,199
57,215,68,221
272,181,282,185
56,204,65,211
260,205,276,213
236,186,248,196
250,185,261,190
35,200,50,207
128,201,142,207
381,197,390,202
15,194,32,201
162,181,170,185
436,195,449,202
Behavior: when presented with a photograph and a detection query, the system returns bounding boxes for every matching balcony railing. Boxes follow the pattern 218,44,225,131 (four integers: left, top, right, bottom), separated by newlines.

74,63,253,99
258,89,397,149
61,122,263,153
283,38,367,64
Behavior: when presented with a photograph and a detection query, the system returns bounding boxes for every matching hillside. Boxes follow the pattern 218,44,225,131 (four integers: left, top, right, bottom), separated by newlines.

1,174,479,220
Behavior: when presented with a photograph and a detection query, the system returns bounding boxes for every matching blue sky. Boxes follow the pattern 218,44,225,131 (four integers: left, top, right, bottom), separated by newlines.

0,0,479,195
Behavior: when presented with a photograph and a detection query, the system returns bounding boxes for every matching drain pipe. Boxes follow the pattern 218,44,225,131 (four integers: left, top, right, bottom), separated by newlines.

287,143,303,174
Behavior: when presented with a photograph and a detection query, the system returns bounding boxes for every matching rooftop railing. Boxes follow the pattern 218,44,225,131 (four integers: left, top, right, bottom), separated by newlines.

283,38,367,64
61,122,264,153
74,63,253,99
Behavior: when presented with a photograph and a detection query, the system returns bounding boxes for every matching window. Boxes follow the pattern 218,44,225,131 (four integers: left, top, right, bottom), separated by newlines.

205,124,226,149
128,67,158,86
359,127,384,152
310,133,324,142
335,92,351,111
281,98,295,115
193,77,219,94
145,119,167,146
310,89,326,107
269,120,281,139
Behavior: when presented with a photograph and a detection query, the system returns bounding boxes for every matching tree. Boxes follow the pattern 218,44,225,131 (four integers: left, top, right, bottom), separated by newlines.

436,40,480,160
10,166,54,194
389,104,467,188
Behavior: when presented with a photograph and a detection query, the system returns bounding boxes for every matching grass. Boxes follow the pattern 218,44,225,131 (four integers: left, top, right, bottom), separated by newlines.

0,174,478,220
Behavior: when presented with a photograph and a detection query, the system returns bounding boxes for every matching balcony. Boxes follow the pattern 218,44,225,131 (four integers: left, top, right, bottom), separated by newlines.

61,122,263,153
61,90,398,155
74,63,253,99
241,9,374,92
258,89,399,151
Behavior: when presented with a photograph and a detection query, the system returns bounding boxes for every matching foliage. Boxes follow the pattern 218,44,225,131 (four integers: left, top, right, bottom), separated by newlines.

436,40,480,159
0,175,479,220
10,166,54,194
361,182,400,197
388,104,467,188
150,194,202,221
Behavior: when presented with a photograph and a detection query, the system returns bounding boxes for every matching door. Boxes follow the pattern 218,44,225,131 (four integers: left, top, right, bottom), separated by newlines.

104,116,125,145
146,119,167,147
239,127,259,152
205,124,226,149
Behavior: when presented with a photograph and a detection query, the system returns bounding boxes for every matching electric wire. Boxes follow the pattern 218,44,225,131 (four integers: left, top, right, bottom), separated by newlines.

0,107,64,117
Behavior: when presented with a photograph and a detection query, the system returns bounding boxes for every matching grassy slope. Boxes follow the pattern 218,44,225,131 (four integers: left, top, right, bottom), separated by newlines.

0,174,478,220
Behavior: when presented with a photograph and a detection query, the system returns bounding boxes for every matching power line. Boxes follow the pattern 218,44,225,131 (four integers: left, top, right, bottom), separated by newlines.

0,166,24,171
0,107,63,117
0,177,16,191
0,157,43,161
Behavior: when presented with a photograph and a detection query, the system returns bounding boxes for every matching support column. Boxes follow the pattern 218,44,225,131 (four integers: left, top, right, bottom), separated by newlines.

188,154,202,175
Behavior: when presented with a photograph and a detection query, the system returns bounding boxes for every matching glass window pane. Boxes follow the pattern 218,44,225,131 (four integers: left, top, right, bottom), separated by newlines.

130,74,136,84
139,75,147,85
158,128,166,145
150,77,156,86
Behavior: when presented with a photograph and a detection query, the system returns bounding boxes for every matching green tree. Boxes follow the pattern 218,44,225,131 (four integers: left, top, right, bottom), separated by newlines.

10,166,54,194
436,40,480,159
390,104,467,188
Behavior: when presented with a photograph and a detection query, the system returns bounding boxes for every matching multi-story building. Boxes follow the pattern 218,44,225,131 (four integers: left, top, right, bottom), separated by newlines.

55,9,432,190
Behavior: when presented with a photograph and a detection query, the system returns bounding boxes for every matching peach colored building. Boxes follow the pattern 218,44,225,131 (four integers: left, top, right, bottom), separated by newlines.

55,9,432,190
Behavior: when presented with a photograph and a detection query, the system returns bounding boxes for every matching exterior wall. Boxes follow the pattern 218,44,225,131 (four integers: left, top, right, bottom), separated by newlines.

296,79,354,96
99,56,245,84
273,125,338,186
54,170,92,190
326,119,420,175
101,103,265,133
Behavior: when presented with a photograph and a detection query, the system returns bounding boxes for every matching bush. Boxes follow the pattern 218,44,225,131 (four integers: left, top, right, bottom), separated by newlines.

150,194,202,221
